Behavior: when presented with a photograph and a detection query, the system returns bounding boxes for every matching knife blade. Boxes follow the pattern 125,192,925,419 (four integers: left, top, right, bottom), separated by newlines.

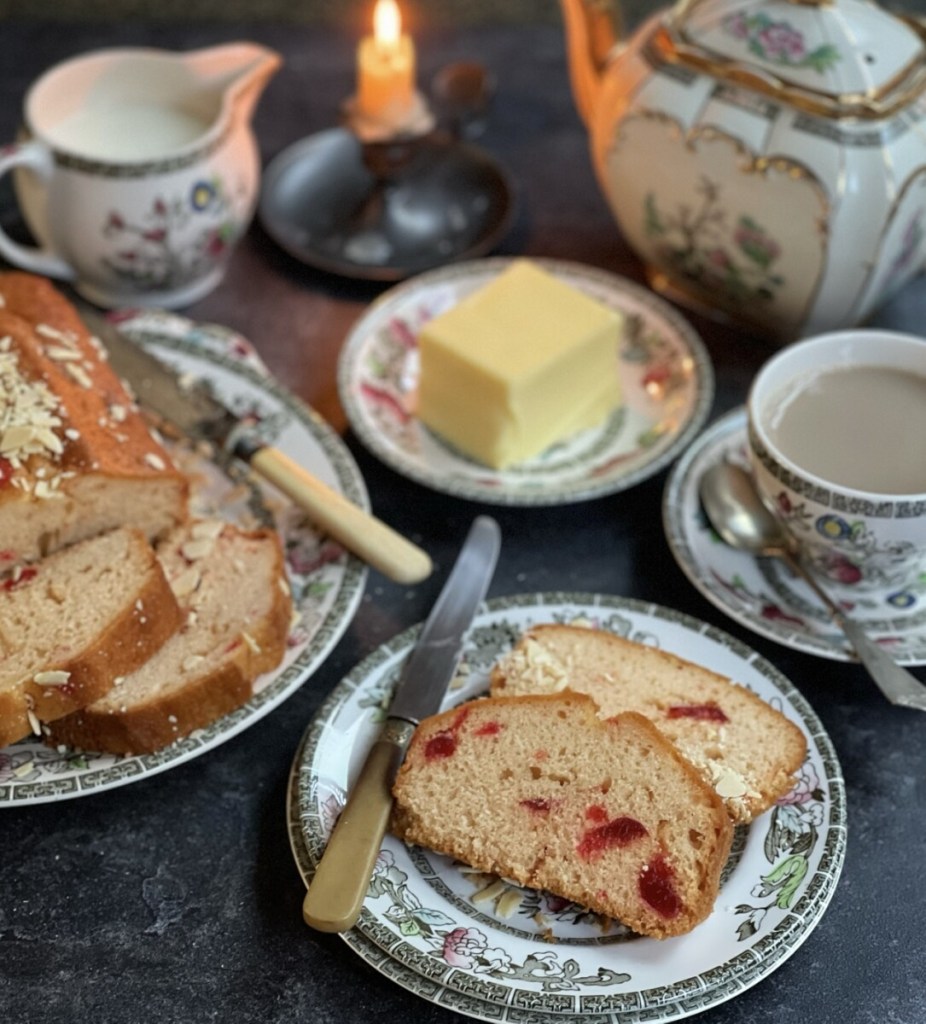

302,514,501,933
83,309,432,585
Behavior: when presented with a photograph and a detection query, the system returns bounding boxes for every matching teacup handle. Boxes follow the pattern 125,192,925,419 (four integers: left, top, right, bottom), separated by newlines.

0,141,75,280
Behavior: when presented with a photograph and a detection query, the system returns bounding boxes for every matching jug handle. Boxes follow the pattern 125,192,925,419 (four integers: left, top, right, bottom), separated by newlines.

0,141,75,281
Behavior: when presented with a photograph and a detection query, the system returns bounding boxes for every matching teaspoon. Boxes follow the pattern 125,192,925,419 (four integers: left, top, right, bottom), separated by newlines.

699,461,926,711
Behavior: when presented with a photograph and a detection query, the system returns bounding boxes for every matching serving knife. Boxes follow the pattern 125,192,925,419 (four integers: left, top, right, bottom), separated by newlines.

84,310,432,585
302,514,501,933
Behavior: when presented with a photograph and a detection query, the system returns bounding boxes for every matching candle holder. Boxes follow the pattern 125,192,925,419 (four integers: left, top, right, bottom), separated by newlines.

257,65,514,282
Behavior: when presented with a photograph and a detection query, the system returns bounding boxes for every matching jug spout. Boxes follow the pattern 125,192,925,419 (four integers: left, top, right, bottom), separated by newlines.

186,42,282,126
560,0,622,126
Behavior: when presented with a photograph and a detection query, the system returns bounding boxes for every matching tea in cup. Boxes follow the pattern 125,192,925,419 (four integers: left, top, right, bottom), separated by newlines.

0,44,280,309
747,330,926,604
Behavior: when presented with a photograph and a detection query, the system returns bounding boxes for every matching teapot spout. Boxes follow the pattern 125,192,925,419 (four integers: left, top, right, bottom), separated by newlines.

560,0,622,126
185,42,282,125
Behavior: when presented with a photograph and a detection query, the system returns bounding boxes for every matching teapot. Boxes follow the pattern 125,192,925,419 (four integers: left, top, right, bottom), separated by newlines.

562,0,926,341
0,43,280,308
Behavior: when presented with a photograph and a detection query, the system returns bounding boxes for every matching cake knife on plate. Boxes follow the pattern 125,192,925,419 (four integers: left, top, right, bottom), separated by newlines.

302,514,501,932
85,310,432,585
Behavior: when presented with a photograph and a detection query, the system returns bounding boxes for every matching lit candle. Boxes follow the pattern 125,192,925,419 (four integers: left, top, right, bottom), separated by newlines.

356,0,417,125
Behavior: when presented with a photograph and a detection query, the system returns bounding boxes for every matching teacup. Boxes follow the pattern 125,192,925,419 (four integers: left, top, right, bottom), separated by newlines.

0,44,280,309
747,330,926,604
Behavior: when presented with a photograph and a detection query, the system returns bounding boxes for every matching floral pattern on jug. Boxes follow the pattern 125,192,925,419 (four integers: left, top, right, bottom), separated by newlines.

101,175,243,293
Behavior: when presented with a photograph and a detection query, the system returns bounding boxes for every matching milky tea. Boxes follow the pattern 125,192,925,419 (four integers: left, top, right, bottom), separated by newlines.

765,364,926,495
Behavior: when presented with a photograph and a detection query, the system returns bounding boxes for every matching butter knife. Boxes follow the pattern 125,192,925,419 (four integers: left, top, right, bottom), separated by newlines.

302,514,501,933
83,310,432,585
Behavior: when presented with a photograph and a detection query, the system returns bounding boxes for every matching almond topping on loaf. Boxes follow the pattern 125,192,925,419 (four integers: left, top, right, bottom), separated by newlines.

0,271,189,572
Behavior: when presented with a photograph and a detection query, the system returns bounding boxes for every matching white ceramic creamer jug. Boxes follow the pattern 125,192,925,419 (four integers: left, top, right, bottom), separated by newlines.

0,43,281,308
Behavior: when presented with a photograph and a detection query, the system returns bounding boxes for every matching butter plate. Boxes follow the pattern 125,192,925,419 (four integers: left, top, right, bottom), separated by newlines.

663,408,926,664
338,258,713,505
0,313,367,806
288,593,845,1022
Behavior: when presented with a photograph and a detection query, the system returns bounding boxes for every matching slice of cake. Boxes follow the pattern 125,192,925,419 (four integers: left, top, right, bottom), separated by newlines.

46,519,292,755
391,691,733,939
0,527,183,748
416,260,623,468
0,271,189,573
490,624,807,823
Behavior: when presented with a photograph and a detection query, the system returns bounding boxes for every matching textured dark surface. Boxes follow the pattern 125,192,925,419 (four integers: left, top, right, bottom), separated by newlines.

1,14,925,1024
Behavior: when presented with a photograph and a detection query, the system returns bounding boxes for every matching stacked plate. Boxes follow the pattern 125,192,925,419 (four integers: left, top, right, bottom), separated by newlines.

287,593,846,1023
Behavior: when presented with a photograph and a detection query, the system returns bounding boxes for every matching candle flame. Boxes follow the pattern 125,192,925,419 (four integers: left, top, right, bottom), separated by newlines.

374,0,402,47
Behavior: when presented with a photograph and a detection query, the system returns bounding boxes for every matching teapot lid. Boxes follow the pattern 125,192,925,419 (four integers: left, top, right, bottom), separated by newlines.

662,0,926,117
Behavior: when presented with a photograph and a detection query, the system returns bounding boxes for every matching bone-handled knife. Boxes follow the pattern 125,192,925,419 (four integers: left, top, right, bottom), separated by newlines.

86,310,432,585
302,515,501,933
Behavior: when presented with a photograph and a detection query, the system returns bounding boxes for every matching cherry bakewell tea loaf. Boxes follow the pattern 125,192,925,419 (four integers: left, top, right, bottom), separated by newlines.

0,271,188,572
46,519,292,755
0,527,183,748
391,692,734,939
490,624,807,824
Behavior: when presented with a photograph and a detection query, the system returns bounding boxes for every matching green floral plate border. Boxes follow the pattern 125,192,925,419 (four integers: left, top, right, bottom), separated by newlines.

663,408,926,664
337,258,714,506
288,593,846,1022
0,314,367,806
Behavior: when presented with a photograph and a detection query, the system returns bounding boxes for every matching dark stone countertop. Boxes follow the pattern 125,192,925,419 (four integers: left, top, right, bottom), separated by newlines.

1,15,924,1024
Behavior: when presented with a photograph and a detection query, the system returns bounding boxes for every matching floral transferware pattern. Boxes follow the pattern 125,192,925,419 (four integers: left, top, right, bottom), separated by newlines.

102,175,243,291
337,257,713,506
645,178,785,310
663,408,926,664
0,313,367,805
289,594,845,1022
722,13,842,72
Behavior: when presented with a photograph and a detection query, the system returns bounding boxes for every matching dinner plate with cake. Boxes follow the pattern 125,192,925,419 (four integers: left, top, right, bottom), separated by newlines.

0,272,367,804
290,593,846,1023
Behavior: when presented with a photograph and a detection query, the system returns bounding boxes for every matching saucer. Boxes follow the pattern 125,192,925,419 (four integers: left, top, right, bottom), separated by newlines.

337,257,713,506
662,408,926,665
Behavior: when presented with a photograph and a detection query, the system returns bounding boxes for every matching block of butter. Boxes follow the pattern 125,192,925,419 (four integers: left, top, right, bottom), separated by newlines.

416,260,623,469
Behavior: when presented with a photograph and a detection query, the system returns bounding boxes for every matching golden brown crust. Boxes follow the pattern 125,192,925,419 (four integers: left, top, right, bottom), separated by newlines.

0,530,182,748
0,271,189,568
45,527,292,756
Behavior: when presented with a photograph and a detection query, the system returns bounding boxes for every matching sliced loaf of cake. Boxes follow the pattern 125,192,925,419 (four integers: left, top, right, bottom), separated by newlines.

0,271,188,572
46,519,292,755
391,691,733,939
490,624,807,823
0,527,183,748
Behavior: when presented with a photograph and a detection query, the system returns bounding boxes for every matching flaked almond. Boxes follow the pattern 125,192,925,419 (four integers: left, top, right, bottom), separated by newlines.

64,362,93,389
181,537,214,562
190,519,225,540
182,654,206,672
242,631,261,655
144,452,166,471
171,567,201,598
33,669,71,686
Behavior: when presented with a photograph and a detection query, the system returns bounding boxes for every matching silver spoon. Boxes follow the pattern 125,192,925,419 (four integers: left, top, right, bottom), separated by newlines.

699,460,926,711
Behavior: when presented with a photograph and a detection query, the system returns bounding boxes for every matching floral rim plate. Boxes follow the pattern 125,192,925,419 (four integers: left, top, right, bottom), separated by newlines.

288,593,845,1023
0,312,367,806
337,258,714,506
663,408,926,665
